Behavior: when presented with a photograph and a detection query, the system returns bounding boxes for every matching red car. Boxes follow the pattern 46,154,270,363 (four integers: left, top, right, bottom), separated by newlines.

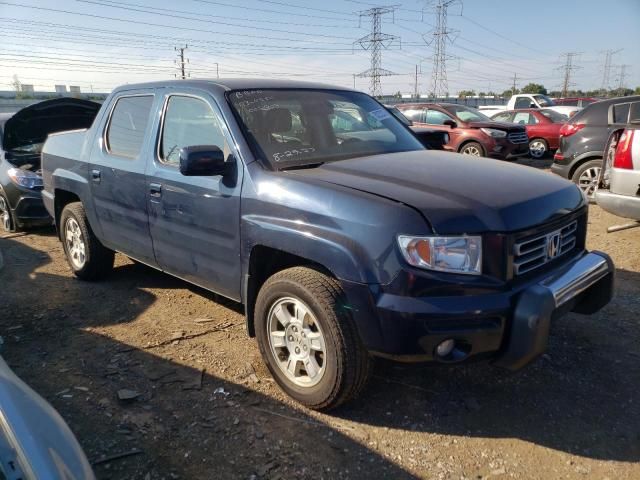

553,97,599,108
491,109,568,159
396,103,529,160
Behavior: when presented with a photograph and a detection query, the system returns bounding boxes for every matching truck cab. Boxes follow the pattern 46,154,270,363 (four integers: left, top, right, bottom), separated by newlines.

41,80,614,410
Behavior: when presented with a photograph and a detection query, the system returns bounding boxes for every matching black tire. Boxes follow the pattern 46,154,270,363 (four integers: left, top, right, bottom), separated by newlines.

528,138,548,159
459,141,485,157
571,159,602,202
60,202,114,280
0,193,16,233
255,267,372,411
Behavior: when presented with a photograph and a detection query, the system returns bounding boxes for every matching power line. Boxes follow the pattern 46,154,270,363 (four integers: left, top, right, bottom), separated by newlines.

558,52,581,97
616,64,630,96
175,45,189,79
600,49,623,95
424,0,462,98
355,5,400,97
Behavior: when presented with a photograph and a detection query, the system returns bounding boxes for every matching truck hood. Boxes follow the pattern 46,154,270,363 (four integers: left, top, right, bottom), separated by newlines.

2,98,100,154
287,151,583,234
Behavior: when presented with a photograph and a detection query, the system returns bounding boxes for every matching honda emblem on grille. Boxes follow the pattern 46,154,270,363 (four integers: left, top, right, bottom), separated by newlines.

547,232,561,259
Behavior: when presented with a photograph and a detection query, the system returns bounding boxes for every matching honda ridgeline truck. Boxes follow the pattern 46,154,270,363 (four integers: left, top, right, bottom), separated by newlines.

41,80,614,410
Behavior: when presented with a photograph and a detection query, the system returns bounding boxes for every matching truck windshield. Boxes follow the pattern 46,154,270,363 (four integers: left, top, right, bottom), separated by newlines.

228,89,424,169
533,95,555,107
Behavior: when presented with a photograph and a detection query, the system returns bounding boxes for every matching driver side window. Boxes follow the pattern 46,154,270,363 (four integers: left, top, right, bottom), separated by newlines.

160,95,227,166
425,109,452,125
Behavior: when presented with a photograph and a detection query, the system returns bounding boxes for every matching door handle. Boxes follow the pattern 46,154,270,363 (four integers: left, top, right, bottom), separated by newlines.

149,183,162,198
91,169,101,183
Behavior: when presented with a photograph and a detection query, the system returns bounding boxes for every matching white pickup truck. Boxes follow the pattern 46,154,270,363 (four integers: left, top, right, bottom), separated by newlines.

479,94,581,117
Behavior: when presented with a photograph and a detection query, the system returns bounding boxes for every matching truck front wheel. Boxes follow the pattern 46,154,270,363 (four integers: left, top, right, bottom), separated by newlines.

60,202,114,280
254,267,372,410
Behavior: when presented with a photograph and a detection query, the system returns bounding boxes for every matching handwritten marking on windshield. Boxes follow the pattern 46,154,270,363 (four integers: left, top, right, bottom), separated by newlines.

273,147,315,162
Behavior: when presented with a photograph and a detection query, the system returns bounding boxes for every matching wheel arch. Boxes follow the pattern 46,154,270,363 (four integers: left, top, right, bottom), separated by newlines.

568,153,603,179
243,245,338,338
54,189,81,238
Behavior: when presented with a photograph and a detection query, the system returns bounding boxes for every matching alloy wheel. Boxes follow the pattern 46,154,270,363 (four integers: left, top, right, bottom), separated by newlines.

0,196,11,232
461,145,482,156
529,140,547,159
578,166,601,198
65,217,86,269
267,297,326,387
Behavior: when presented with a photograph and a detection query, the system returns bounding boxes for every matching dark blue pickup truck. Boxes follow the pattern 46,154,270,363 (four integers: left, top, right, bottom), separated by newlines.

42,80,614,410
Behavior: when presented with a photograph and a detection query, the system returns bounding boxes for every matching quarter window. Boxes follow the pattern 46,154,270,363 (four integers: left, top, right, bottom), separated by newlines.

106,95,154,158
160,95,227,165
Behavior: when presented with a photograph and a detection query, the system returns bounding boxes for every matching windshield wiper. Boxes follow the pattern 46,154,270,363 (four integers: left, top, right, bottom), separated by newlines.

280,162,325,171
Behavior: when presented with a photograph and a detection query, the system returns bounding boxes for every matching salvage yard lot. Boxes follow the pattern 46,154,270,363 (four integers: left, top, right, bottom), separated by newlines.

1,159,639,480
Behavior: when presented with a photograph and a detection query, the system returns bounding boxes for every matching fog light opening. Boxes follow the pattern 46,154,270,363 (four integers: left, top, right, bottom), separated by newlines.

436,339,456,358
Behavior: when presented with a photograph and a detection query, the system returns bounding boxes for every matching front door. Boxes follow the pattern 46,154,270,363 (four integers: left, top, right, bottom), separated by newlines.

89,92,157,266
146,91,243,301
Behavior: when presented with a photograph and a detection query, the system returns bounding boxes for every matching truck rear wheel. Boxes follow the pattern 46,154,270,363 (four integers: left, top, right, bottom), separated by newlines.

60,202,114,280
254,267,372,411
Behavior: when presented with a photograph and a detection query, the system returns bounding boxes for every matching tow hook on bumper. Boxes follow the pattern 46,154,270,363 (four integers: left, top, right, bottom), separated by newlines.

494,251,614,371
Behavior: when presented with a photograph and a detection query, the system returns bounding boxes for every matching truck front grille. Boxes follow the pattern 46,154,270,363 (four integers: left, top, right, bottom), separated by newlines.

513,220,578,275
507,131,529,144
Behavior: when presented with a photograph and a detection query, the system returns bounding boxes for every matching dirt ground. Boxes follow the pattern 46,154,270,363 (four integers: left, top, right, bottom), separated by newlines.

1,159,639,479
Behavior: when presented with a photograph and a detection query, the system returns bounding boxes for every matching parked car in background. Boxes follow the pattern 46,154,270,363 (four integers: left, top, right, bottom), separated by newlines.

0,355,95,479
553,97,599,108
0,98,100,232
478,94,581,117
491,108,568,158
551,95,640,199
595,101,640,230
396,102,529,159
42,79,614,410
385,105,449,150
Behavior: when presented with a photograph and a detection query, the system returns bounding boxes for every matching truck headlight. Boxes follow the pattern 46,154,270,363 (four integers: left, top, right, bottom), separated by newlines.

7,167,43,189
397,235,482,275
480,128,507,138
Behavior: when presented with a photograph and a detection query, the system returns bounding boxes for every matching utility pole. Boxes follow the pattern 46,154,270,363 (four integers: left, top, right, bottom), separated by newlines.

558,52,581,98
616,64,630,96
511,73,518,96
352,74,356,89
424,0,462,99
414,64,420,99
600,49,622,96
355,6,400,98
175,45,188,79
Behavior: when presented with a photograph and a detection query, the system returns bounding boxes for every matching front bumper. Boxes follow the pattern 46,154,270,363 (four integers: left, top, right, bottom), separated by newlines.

595,189,640,221
488,139,529,160
344,251,614,370
2,182,52,228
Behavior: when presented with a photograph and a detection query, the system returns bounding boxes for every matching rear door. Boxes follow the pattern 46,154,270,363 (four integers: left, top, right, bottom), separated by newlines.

89,91,157,266
146,89,243,300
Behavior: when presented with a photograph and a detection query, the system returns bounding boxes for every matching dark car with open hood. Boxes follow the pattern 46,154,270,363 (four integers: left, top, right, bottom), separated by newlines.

41,79,614,410
0,98,100,232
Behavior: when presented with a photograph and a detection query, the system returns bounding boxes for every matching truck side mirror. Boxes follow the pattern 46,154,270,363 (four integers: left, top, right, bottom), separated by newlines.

179,145,230,176
529,103,538,109
443,119,457,129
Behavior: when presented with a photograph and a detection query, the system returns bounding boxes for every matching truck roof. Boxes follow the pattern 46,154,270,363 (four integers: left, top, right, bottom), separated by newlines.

112,78,355,94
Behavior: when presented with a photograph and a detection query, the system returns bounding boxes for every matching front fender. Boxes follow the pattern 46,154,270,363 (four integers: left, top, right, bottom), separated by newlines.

242,214,370,283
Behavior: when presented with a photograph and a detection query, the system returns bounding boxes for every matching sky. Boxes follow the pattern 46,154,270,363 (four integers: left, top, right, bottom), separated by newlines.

1,0,639,95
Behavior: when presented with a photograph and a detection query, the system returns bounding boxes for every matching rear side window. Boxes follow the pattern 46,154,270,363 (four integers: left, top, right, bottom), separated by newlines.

425,109,451,125
613,103,630,124
401,108,426,123
492,112,512,122
106,95,154,158
160,95,228,165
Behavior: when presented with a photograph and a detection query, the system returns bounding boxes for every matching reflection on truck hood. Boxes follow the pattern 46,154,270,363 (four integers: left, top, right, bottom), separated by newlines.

288,151,584,234
2,98,100,154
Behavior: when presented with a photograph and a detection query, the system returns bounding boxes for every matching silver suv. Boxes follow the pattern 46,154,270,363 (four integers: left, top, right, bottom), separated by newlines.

595,101,640,230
